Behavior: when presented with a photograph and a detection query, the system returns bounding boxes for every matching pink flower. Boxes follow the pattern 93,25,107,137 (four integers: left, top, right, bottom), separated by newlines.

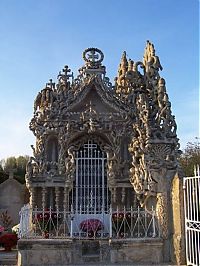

80,219,104,233
0,233,18,249
0,226,5,233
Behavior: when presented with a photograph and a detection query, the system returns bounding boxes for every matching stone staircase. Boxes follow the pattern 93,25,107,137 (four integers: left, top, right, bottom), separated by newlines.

0,248,180,266
0,249,17,265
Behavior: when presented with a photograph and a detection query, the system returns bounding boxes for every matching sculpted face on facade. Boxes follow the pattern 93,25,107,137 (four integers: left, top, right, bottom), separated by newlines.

26,44,180,208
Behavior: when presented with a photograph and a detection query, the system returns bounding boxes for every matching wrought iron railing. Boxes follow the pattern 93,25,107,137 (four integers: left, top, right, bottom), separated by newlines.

19,206,160,239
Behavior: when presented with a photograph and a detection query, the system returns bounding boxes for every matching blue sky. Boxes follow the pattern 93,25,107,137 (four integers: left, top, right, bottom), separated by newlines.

0,0,199,159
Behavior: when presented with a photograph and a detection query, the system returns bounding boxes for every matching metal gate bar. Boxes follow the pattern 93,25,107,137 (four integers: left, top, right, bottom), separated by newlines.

184,166,200,266
74,140,109,214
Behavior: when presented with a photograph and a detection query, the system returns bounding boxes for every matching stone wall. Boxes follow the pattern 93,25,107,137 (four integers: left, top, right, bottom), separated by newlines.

18,239,73,266
17,238,164,265
110,239,163,264
171,172,186,265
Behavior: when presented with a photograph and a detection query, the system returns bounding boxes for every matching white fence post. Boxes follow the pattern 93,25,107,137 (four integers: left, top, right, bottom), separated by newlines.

184,166,200,266
18,204,32,238
109,205,112,238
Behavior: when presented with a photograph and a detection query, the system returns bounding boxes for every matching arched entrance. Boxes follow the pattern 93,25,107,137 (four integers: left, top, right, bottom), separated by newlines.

70,139,111,237
73,140,110,213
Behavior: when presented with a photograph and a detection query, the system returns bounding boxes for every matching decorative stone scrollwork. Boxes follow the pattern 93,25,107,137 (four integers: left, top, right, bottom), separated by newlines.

34,79,56,114
83,48,104,66
79,102,102,133
25,45,182,264
27,45,180,212
143,40,163,82
26,157,34,180
65,146,75,187
156,192,168,239
107,153,118,188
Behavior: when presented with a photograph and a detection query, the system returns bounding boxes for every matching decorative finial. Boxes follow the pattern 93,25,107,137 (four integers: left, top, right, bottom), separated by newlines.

143,40,163,78
118,51,128,76
46,79,55,90
83,48,104,66
79,48,106,76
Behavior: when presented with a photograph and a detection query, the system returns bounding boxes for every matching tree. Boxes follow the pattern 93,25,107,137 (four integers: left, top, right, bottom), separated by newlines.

0,155,29,184
16,155,29,176
179,139,200,177
0,170,8,184
1,157,17,172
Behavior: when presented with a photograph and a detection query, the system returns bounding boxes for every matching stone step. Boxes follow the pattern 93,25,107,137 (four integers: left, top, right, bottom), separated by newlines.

82,254,100,263
0,249,17,266
57,264,177,266
0,249,180,266
55,263,180,266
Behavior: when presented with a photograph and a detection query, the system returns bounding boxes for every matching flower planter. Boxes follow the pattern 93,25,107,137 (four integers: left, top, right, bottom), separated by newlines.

80,219,104,237
0,233,18,252
4,246,12,252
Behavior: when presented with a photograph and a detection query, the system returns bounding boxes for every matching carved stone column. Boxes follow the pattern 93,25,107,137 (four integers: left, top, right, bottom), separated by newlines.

156,192,168,239
111,187,116,203
171,172,186,265
63,187,68,211
29,187,35,208
121,187,125,203
55,187,60,210
42,187,47,209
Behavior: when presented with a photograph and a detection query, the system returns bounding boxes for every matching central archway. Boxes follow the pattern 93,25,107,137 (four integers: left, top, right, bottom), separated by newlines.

73,139,110,214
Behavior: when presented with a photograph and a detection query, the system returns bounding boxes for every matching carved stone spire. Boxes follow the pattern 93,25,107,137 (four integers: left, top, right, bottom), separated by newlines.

118,51,128,77
127,41,180,206
115,51,129,94
143,40,163,81
128,59,134,71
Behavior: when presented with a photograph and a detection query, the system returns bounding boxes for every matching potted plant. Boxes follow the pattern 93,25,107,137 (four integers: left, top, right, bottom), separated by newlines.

80,218,104,237
0,211,12,232
0,211,18,251
0,233,18,251
0,225,5,235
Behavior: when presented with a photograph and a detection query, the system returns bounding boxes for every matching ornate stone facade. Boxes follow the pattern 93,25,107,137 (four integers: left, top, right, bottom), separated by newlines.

26,43,180,209
23,43,185,264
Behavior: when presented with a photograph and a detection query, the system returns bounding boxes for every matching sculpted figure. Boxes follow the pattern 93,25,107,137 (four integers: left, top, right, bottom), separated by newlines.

107,153,118,186
34,92,42,113
157,78,166,112
143,41,163,81
149,42,163,72
65,146,75,183
26,157,34,178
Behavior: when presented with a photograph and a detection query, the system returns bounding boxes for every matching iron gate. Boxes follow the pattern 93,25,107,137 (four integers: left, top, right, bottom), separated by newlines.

184,166,200,266
73,140,109,213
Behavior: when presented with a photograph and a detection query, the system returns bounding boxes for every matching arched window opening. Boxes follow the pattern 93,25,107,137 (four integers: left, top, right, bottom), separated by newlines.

46,137,58,162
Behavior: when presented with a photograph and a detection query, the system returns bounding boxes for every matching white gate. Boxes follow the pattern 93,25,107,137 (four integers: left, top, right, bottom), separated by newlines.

71,140,110,236
184,166,200,266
